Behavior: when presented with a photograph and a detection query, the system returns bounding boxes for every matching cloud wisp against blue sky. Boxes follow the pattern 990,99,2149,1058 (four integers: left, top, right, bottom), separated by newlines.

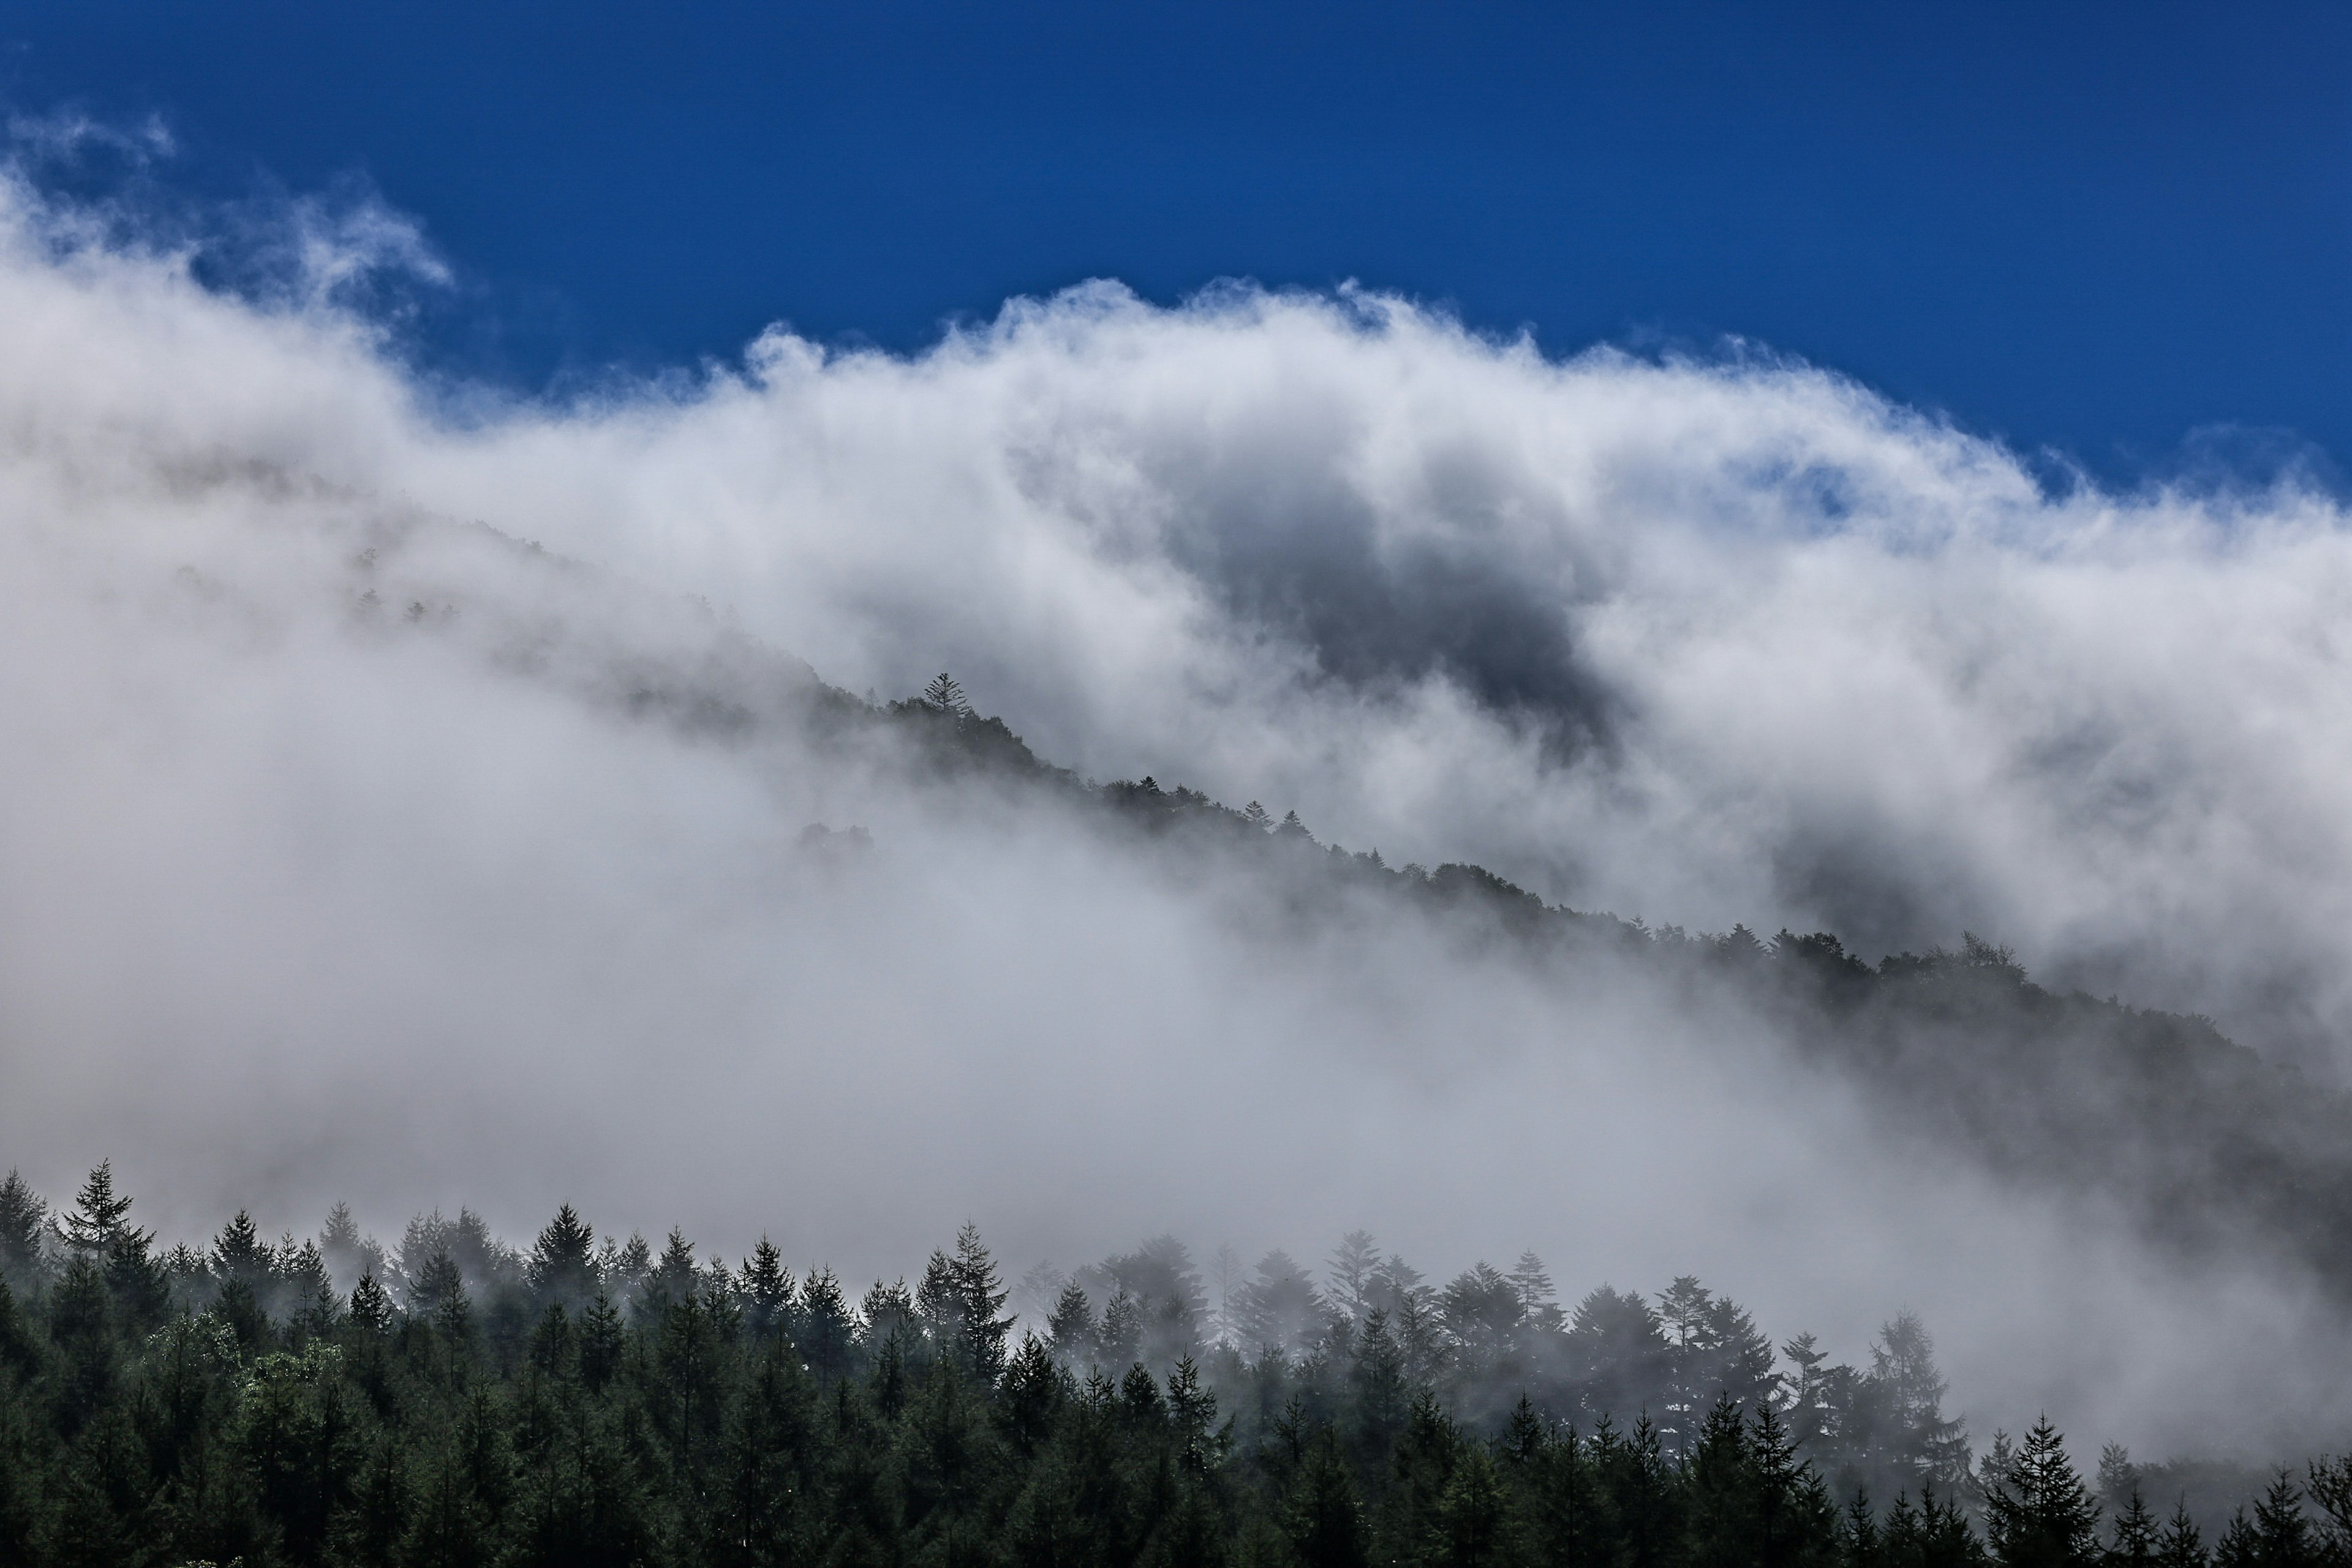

4,0,2347,478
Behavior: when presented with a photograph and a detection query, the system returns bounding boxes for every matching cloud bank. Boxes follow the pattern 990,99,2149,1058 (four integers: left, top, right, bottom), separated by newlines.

2,168,2351,1457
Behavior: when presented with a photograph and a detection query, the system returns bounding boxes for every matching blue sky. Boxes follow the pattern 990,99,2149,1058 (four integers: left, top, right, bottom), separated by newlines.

6,1,2346,480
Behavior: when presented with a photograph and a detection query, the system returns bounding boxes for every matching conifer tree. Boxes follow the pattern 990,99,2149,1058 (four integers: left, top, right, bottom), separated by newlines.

2213,1511,2257,1568
796,1266,856,1380
0,1170,47,1289
922,672,971,717
2253,1473,2316,1568
213,1208,272,1287
1047,1280,1098,1366
2108,1487,2159,1568
638,1227,698,1325
579,1291,625,1393
53,1161,145,1257
349,1272,394,1334
1986,1418,2101,1568
741,1236,794,1343
1291,1433,1371,1568
1100,1289,1143,1370
1512,1251,1565,1333
948,1221,1014,1382
2157,1500,2207,1568
1329,1231,1381,1325
526,1203,599,1310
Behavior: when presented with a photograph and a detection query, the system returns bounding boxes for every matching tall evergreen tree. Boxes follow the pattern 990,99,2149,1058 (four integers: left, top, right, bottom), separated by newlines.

2157,1501,2207,1568
741,1236,794,1344
0,1170,47,1289
53,1161,145,1257
2108,1488,2159,1568
1986,1418,2101,1568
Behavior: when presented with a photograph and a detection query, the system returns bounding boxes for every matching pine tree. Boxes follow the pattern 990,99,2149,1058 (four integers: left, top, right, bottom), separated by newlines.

638,1227,698,1325
1329,1231,1381,1326
2157,1500,2207,1568
349,1272,395,1334
922,672,971,717
2098,1447,2142,1514
1872,1312,1971,1493
2108,1487,2159,1568
1349,1308,1410,1453
412,1250,469,1324
2213,1511,2256,1568
947,1222,1014,1381
1101,1289,1143,1370
1845,1490,1883,1568
741,1237,794,1343
53,1161,145,1257
2253,1473,2316,1568
213,1208,273,1287
796,1266,856,1380
2306,1456,2352,1568
1290,1432,1370,1568
1986,1417,2101,1568
1511,1251,1565,1333
1921,1485,1990,1568
579,1291,625,1393
526,1203,600,1310
1047,1280,1098,1366
284,1237,340,1339
0,1170,47,1288
1433,1447,1510,1568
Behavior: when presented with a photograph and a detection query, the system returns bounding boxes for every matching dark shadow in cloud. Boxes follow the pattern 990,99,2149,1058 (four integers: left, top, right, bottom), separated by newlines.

1163,484,1623,760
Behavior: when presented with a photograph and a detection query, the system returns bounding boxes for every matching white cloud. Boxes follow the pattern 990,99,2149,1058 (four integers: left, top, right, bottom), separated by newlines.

2,170,2350,1453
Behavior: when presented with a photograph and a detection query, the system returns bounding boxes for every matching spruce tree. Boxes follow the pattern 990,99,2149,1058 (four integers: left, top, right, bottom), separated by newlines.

2213,1511,2256,1568
1329,1231,1381,1326
1047,1280,1098,1367
1512,1251,1565,1333
948,1222,1014,1382
213,1208,273,1288
349,1272,394,1334
2108,1487,2159,1568
741,1236,794,1343
1986,1418,2101,1568
526,1203,599,1311
579,1291,625,1393
53,1161,145,1257
0,1170,47,1289
2253,1474,2316,1568
2157,1500,2207,1568
922,672,971,717
1290,1433,1371,1568
796,1267,856,1380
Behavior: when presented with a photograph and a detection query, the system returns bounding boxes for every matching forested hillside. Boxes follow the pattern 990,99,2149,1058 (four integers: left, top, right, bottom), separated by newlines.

0,1162,2334,1568
861,683,2352,1309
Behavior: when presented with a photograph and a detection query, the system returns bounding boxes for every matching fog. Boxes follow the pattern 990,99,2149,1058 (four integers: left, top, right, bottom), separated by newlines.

3,165,2352,1461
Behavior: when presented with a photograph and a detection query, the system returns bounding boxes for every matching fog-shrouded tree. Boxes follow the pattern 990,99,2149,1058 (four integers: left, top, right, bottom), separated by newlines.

1236,1249,1334,1360
1329,1230,1381,1327
2157,1499,2208,1568
526,1202,600,1314
740,1235,794,1343
1047,1280,1098,1368
1986,1417,2101,1568
921,671,971,717
0,1169,47,1291
53,1160,143,1259
0,1169,2334,1568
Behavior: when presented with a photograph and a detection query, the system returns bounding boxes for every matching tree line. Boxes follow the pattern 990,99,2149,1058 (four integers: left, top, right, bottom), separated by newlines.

0,1161,2334,1568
